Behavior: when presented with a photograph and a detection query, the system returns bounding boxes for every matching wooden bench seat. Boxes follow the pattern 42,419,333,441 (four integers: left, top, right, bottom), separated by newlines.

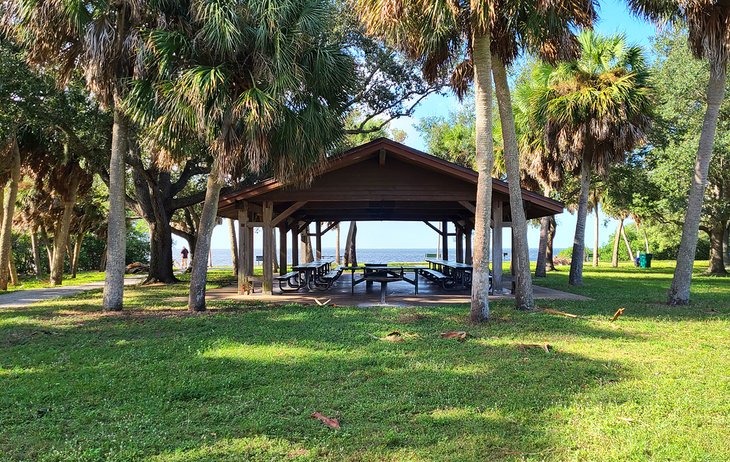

321,269,342,280
420,268,449,281
275,271,301,292
275,271,300,281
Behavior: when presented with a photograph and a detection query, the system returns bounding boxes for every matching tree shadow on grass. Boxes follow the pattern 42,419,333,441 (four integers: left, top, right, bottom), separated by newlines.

1,300,641,461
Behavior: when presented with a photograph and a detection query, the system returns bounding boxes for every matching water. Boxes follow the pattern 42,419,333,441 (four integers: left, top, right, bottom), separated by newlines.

178,247,565,266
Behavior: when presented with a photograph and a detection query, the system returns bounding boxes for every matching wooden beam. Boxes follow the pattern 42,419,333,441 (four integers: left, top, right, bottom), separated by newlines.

291,222,299,267
297,221,311,234
441,221,449,261
423,221,442,235
459,200,476,214
321,221,339,235
237,207,249,294
455,224,464,263
271,201,307,228
493,201,503,291
245,221,264,228
262,201,274,295
379,148,387,166
465,226,473,265
315,221,322,260
279,224,288,276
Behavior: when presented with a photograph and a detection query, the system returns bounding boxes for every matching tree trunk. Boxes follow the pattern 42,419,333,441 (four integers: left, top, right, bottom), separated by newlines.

300,225,314,263
146,218,178,283
643,228,650,253
188,167,223,311
31,230,44,277
103,108,129,311
569,155,591,286
228,218,238,276
493,56,534,310
612,218,623,267
707,223,727,275
535,217,549,277
344,221,357,266
546,216,556,272
71,234,84,278
723,223,729,263
335,223,341,265
470,32,495,322
8,253,18,286
669,65,726,304
0,138,21,291
50,198,76,286
621,224,635,262
593,199,600,267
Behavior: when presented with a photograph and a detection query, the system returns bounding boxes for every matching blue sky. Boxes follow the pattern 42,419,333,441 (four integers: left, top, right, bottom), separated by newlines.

204,0,657,254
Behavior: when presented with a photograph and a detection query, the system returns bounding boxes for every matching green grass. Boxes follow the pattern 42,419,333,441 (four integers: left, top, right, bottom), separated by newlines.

0,271,142,294
1,264,729,461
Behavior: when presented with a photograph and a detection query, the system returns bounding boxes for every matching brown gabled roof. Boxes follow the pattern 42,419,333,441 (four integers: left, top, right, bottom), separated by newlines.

218,137,563,218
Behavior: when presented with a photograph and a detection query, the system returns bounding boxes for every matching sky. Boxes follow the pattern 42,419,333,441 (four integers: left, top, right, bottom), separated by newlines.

201,0,657,254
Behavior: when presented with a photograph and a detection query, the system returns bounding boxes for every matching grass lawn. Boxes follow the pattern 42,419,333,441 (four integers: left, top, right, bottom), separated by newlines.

1,263,728,461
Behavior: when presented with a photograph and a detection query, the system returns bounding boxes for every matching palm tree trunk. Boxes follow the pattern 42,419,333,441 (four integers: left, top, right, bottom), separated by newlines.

228,218,238,277
71,234,84,278
493,56,534,309
546,216,556,272
707,223,727,275
103,108,129,311
50,197,77,286
569,155,591,286
470,32,495,322
593,199,600,267
8,254,18,286
621,224,635,262
31,230,44,277
344,221,357,266
0,138,21,291
612,218,623,267
669,65,726,304
535,216,549,277
301,225,314,263
188,166,224,311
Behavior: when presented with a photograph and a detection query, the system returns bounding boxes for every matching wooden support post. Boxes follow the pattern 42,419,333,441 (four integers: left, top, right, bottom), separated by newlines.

262,201,274,295
465,226,473,265
315,221,322,260
247,226,254,275
455,223,464,263
279,224,287,276
441,221,449,261
291,222,299,267
237,207,249,294
493,201,503,291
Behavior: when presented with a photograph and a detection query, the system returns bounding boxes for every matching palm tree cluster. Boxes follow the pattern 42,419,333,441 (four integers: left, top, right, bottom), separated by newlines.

518,31,653,285
123,0,355,310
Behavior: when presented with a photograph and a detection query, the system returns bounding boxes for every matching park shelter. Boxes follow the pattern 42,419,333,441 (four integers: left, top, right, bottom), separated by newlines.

217,138,563,294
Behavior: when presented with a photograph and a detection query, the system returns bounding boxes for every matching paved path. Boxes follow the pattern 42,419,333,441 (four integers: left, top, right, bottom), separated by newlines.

0,277,144,309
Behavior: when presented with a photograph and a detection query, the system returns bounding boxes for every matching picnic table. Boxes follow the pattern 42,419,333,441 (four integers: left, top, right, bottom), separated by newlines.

423,258,473,288
340,264,421,297
276,259,338,292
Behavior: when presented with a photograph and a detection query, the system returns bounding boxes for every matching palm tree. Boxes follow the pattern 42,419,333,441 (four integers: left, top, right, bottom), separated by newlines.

522,31,653,285
126,0,355,311
3,0,146,310
355,0,497,321
628,1,730,304
489,0,595,309
0,138,20,291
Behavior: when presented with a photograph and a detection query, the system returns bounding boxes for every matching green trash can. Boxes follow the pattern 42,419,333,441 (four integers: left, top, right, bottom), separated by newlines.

638,253,653,268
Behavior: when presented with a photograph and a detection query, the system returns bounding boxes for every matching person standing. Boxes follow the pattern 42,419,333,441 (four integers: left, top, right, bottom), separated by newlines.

181,247,189,269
